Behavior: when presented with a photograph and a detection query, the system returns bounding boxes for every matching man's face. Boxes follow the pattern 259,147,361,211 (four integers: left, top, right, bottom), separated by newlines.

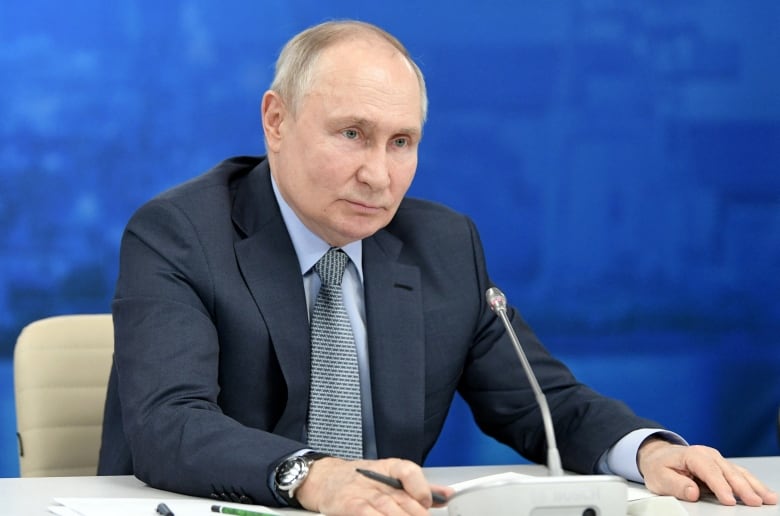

263,37,423,247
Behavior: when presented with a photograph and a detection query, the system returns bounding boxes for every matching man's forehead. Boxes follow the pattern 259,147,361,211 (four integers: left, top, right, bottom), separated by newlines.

312,36,416,87
304,72,423,131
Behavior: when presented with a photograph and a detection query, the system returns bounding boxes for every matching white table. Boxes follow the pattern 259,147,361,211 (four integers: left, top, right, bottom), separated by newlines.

0,457,777,515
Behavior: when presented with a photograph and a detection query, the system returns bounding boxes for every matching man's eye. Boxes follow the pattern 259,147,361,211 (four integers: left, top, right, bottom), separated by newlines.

342,129,359,139
393,137,408,148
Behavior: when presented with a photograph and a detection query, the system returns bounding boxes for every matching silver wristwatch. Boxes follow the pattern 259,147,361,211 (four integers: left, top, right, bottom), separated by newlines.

273,451,329,508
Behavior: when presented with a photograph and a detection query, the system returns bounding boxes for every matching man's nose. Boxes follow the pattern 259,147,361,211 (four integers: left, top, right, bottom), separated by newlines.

357,145,391,189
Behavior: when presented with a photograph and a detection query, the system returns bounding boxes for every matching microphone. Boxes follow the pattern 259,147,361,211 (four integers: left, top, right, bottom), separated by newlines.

485,287,563,477
445,287,628,516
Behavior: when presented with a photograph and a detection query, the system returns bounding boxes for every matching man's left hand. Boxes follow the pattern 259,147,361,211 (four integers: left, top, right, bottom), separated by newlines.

637,438,778,506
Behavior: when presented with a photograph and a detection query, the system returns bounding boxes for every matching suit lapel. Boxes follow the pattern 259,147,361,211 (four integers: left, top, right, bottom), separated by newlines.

232,162,311,441
363,231,426,462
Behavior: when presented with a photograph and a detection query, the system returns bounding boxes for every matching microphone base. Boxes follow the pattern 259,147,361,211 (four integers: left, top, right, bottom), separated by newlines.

447,474,627,516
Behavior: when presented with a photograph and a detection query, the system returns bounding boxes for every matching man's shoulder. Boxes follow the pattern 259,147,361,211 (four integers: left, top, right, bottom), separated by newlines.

155,155,266,204
126,155,269,232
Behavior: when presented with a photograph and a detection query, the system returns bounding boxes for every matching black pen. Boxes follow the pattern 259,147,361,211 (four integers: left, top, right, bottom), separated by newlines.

156,502,175,516
356,468,448,504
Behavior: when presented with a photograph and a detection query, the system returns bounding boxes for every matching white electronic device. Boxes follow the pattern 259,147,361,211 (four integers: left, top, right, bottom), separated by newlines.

447,474,627,516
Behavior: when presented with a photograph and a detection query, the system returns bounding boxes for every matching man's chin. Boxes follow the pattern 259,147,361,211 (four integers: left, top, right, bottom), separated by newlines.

330,220,390,246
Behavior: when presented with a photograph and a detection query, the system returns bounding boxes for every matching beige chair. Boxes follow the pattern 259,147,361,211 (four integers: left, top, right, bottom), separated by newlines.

13,314,114,477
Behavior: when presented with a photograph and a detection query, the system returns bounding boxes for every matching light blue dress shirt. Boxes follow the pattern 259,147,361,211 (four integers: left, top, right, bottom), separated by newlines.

269,175,684,482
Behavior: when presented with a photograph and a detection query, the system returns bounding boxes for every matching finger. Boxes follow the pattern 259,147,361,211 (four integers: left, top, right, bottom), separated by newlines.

431,485,455,506
386,460,435,507
744,472,779,505
680,449,778,506
726,465,778,507
644,461,703,503
759,489,780,506
715,464,763,507
684,453,737,506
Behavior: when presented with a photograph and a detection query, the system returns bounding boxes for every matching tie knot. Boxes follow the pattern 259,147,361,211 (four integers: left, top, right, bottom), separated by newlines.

315,248,349,286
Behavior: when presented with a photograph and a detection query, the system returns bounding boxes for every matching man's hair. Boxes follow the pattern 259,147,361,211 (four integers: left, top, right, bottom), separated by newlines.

270,20,428,123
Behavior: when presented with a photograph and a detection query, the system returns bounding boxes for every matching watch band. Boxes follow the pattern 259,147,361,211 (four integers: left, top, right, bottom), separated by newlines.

274,451,330,508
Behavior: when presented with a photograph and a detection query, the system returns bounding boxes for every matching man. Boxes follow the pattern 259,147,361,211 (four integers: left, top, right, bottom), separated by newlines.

98,20,776,514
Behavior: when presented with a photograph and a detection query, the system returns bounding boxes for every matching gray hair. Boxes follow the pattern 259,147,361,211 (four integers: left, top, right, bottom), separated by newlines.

270,20,428,123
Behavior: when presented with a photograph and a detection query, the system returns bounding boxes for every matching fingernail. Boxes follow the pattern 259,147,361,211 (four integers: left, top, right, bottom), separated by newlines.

684,485,696,501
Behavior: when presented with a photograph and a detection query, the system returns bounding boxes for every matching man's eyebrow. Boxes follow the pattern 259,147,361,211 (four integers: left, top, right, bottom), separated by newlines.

399,126,422,138
334,117,421,137
334,116,374,128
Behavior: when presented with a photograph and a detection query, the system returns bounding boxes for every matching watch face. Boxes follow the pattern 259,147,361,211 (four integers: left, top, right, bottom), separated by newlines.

277,457,306,488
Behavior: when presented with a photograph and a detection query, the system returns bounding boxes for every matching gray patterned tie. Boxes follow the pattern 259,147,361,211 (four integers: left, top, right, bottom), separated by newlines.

307,247,364,459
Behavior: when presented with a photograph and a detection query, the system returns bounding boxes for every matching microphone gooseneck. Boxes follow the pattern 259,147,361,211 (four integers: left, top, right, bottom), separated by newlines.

485,287,564,477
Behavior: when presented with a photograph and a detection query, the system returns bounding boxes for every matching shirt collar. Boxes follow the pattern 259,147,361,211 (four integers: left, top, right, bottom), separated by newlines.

271,173,364,280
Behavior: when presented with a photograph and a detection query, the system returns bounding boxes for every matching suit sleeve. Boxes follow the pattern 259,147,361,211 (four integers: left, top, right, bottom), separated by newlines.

112,198,303,505
456,216,664,474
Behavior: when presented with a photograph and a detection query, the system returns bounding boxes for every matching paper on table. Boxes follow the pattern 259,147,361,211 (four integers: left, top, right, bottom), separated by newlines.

449,472,657,502
49,498,282,516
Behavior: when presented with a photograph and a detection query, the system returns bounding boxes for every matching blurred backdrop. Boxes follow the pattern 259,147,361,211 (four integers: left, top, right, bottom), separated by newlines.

1,1,778,477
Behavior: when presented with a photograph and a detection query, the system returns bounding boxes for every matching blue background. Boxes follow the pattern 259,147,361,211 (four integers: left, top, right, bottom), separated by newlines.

1,1,778,477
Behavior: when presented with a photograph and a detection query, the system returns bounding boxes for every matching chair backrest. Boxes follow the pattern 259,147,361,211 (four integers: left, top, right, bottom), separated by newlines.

13,314,114,477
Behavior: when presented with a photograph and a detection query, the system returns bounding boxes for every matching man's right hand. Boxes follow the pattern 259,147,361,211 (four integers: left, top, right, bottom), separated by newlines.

295,457,454,515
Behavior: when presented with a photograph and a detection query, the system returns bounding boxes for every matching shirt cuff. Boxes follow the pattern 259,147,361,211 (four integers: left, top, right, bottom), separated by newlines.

597,429,687,483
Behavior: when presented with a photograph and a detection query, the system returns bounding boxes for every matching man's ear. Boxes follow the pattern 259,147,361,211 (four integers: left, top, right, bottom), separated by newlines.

261,90,286,153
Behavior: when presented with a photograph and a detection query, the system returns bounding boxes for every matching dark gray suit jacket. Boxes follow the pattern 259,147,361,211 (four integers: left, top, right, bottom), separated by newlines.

98,156,660,505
